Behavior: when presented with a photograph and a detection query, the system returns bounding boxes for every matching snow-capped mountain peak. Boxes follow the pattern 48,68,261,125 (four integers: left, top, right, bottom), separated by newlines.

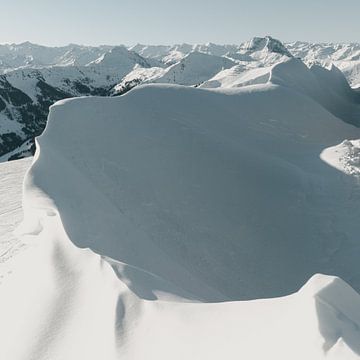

88,46,151,69
244,36,293,57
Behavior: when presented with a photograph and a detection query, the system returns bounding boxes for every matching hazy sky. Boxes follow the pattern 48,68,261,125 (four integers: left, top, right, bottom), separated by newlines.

1,0,359,46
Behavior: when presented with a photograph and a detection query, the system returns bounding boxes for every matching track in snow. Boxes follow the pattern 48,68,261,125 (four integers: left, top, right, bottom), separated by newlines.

0,157,32,266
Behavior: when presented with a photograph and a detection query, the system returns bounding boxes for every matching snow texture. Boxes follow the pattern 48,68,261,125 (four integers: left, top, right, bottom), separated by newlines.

1,37,360,360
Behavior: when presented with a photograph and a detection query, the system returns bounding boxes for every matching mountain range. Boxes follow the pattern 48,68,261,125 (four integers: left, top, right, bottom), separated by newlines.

0,36,360,162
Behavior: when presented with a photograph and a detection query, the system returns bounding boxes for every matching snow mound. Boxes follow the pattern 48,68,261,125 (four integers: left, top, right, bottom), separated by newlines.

2,82,360,358
20,83,360,301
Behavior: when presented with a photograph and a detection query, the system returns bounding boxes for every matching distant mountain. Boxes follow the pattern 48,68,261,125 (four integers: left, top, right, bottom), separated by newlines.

153,52,236,86
129,43,239,64
0,47,152,159
1,36,360,161
113,37,293,95
287,41,360,88
244,36,293,57
0,42,112,71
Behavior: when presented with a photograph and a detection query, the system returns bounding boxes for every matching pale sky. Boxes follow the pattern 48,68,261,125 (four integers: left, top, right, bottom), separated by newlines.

1,0,359,46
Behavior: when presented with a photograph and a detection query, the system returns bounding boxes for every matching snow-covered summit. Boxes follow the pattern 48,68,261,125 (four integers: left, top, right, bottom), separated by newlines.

153,51,236,86
87,46,151,69
244,36,293,57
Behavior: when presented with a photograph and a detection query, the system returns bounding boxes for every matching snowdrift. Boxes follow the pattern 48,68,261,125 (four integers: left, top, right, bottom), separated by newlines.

2,78,360,358
21,83,360,301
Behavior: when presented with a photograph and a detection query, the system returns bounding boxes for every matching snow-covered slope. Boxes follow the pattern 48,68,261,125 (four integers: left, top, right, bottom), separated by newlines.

245,36,293,57
130,37,291,66
200,64,272,88
287,41,360,88
87,46,152,70
130,38,360,90
112,65,166,95
118,37,292,93
0,157,31,263
21,84,360,300
0,42,113,72
130,43,239,65
1,72,360,358
270,58,360,126
0,47,153,159
152,52,236,86
111,51,236,94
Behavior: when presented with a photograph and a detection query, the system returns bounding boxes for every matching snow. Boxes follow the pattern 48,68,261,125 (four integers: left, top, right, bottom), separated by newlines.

23,81,360,300
3,49,153,101
153,52,236,86
1,38,360,163
1,38,360,359
117,37,293,91
0,42,113,72
0,110,23,134
0,39,360,90
200,64,272,88
200,58,360,129
270,59,360,126
286,41,360,88
0,139,33,162
0,78,357,358
321,139,360,176
112,65,166,94
0,157,31,265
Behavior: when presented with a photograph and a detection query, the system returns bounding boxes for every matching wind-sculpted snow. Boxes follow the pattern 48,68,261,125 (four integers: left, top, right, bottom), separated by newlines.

1,83,360,358
22,84,360,300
